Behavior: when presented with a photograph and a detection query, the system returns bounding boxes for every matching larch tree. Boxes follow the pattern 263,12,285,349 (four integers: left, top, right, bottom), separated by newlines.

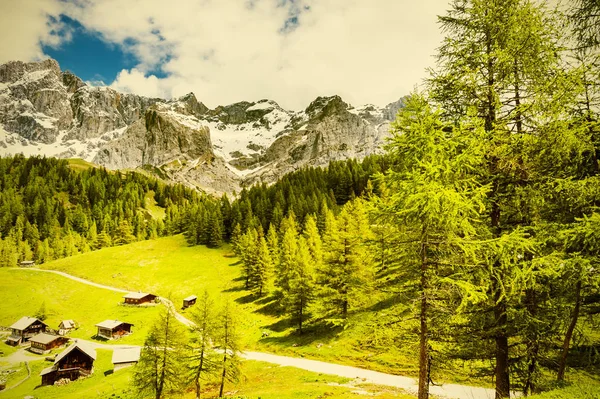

374,94,488,399
283,236,315,333
133,307,187,399
318,198,374,320
216,299,241,398
428,1,571,396
187,291,219,399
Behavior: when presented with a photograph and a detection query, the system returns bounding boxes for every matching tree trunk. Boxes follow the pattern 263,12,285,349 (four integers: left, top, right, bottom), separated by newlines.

219,352,227,398
494,286,510,399
194,346,205,399
557,279,582,381
523,288,539,396
299,297,304,334
418,236,429,399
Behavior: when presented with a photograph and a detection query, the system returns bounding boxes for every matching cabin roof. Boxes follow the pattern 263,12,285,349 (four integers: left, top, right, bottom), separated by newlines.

112,347,141,364
10,316,46,331
95,320,133,330
123,292,154,300
60,320,75,329
29,333,63,345
55,341,97,364
184,295,197,301
20,260,35,264
40,366,57,376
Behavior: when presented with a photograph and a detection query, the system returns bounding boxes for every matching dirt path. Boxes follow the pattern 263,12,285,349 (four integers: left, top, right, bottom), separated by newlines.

0,349,45,364
9,267,511,399
12,267,128,293
2,361,32,392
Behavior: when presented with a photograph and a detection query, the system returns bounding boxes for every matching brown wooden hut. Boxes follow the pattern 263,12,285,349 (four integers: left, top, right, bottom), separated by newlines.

123,292,157,305
6,316,48,346
40,342,96,385
19,260,35,267
29,333,69,354
94,320,133,340
183,295,197,309
58,320,76,335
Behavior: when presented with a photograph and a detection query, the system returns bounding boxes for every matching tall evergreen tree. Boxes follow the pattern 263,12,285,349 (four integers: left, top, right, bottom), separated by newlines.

133,307,187,399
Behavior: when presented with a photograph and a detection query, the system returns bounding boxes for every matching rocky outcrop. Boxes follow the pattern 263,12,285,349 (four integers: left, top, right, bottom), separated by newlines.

0,59,72,143
94,107,213,168
0,58,406,194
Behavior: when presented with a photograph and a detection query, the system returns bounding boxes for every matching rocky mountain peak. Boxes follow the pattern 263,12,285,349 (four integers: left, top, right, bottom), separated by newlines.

62,71,86,94
172,92,209,118
305,95,348,120
0,58,406,194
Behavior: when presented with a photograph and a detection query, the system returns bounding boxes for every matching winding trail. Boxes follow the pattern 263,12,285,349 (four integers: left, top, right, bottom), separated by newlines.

8,267,506,399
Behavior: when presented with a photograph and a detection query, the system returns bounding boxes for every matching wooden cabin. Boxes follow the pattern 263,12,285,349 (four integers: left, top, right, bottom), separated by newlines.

19,260,35,267
123,292,157,305
58,320,76,335
112,347,141,371
29,333,69,354
40,342,96,386
6,317,48,346
95,320,133,340
183,295,197,309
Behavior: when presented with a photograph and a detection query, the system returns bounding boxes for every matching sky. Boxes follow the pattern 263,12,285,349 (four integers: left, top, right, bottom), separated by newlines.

0,0,450,110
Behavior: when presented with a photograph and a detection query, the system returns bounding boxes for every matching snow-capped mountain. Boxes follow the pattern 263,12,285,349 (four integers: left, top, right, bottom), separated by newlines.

0,59,405,194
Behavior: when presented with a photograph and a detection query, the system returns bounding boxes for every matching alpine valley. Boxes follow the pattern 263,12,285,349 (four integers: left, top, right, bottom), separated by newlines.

0,59,405,193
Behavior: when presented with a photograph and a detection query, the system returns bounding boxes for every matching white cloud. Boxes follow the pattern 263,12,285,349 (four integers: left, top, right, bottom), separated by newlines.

3,0,449,110
0,0,67,64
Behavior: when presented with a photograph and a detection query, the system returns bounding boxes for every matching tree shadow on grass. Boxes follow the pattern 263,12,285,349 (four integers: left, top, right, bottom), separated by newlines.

254,298,283,317
229,260,243,267
234,293,257,304
260,321,343,346
368,294,404,312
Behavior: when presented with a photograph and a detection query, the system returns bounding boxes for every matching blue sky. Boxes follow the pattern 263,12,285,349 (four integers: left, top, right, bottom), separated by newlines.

1,0,449,110
42,16,139,84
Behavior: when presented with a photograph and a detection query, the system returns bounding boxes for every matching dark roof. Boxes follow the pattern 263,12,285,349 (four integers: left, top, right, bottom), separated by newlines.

55,342,97,364
10,316,47,330
95,320,133,329
29,333,63,345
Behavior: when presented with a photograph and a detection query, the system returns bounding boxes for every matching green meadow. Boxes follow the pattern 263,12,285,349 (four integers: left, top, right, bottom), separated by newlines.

39,235,420,376
0,269,161,346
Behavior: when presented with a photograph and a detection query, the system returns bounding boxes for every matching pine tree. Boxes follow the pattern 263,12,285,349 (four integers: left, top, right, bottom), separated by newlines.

252,235,274,297
284,236,314,333
303,215,323,269
277,222,298,293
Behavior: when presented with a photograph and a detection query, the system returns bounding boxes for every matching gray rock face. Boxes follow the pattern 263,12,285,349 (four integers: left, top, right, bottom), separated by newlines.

0,59,72,143
0,58,405,194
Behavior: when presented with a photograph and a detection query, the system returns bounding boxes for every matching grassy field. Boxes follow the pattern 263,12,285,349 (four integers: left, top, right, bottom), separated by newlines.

11,234,594,397
38,236,418,375
0,269,161,346
0,353,414,399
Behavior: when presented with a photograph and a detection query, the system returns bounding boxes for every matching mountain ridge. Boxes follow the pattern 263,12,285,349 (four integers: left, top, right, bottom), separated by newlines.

0,58,405,193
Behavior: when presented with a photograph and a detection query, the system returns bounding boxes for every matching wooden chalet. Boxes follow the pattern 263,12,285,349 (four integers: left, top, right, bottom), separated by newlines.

19,260,35,267
123,292,157,305
6,316,48,346
183,295,197,309
112,347,141,371
29,333,69,354
95,320,133,340
58,320,76,335
40,342,96,386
